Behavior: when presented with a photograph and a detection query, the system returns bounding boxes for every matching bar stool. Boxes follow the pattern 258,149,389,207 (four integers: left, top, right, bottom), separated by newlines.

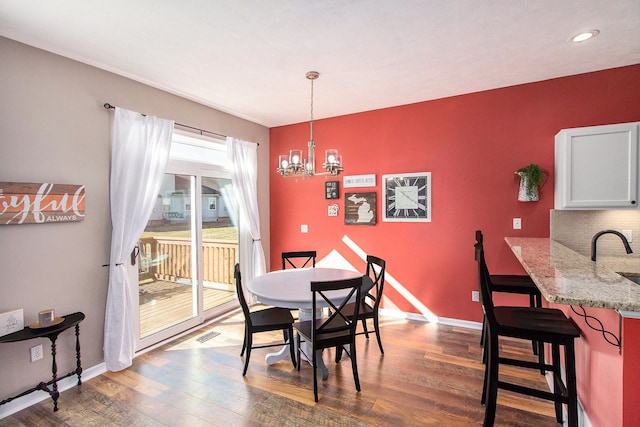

477,245,580,427
475,230,544,368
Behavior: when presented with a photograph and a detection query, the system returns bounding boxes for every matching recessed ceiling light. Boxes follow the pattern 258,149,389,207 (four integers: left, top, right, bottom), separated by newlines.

571,30,600,43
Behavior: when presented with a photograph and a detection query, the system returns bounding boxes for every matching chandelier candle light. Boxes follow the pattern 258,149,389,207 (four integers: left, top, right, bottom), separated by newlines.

277,71,343,177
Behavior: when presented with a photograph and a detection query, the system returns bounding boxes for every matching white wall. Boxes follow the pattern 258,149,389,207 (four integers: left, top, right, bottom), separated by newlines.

0,37,270,399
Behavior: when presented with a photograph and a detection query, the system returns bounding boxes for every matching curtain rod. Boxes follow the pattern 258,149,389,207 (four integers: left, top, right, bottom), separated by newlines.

103,102,231,141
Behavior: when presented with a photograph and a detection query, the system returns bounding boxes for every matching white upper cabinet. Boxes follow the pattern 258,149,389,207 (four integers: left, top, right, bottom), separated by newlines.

554,122,639,209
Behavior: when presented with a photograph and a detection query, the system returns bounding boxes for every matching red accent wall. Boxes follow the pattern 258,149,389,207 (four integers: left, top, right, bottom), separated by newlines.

270,64,640,323
623,317,640,427
270,65,640,426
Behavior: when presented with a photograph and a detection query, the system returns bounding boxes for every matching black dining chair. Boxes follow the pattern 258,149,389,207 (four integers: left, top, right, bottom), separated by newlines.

234,264,296,376
337,255,386,358
294,276,363,402
282,250,317,269
477,245,580,427
475,230,543,365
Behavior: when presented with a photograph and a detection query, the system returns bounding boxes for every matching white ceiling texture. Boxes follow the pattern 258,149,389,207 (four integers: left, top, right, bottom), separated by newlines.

1,0,639,127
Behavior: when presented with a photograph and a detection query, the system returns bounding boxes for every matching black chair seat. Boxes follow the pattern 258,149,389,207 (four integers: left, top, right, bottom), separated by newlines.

249,307,296,331
494,307,581,341
294,318,353,345
341,301,374,318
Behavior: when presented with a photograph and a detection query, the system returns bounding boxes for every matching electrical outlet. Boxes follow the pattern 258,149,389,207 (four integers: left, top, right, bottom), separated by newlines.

472,291,480,302
300,224,308,233
30,344,43,362
513,218,522,229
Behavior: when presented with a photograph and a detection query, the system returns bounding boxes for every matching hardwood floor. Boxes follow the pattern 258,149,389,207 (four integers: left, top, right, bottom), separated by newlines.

1,313,563,426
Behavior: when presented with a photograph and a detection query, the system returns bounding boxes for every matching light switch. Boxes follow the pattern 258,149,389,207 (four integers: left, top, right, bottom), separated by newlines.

513,218,522,230
301,224,308,233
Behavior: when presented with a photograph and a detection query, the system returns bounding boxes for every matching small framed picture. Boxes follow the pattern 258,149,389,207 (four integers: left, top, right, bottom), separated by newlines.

325,181,339,199
344,192,376,225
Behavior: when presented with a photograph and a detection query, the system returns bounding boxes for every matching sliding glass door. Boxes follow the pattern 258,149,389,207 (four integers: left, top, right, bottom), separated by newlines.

136,132,238,349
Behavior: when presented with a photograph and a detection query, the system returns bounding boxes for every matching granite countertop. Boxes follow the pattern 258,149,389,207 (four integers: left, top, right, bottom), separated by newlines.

504,237,640,315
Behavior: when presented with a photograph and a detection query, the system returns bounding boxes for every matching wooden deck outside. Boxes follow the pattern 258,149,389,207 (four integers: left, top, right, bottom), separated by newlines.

139,280,235,337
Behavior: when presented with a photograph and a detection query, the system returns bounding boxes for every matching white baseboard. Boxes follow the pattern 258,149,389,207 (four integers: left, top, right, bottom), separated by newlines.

380,308,483,330
0,362,106,419
544,371,592,427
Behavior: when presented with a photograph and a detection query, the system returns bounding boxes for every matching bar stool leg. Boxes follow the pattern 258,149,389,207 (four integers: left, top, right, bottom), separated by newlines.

551,343,563,423
565,342,578,427
483,332,499,427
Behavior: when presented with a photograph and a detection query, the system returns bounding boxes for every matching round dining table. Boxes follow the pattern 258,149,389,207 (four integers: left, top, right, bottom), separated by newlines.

247,267,370,379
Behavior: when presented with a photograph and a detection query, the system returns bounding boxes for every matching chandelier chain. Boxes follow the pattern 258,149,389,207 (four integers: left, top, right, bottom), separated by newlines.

276,70,342,177
309,77,314,141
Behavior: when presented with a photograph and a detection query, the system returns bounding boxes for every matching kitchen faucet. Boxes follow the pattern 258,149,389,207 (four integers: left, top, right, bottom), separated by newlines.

591,230,633,261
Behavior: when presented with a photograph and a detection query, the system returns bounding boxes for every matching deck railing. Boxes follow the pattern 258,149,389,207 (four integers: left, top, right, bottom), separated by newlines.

139,236,238,290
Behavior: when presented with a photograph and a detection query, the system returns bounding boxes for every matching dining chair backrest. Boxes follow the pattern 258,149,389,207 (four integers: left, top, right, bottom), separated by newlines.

365,255,386,308
474,230,484,261
234,264,252,324
475,245,497,327
311,276,363,342
282,250,317,269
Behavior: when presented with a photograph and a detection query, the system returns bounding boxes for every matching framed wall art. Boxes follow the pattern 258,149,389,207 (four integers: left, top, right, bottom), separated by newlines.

325,181,339,199
382,172,431,222
344,192,376,225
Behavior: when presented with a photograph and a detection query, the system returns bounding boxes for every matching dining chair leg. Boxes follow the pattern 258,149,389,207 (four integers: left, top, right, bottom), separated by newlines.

240,328,247,356
296,333,301,371
288,326,297,369
349,344,361,392
361,318,370,339
373,315,384,354
313,349,319,402
335,345,343,363
242,333,252,376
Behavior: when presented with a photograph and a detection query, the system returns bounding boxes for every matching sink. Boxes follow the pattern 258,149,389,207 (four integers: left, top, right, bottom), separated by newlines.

617,272,640,285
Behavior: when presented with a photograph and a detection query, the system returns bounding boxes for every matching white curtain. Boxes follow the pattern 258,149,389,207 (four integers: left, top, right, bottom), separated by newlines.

105,107,173,371
226,136,266,282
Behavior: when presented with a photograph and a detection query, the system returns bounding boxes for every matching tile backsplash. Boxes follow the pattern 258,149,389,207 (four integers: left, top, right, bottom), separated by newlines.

550,210,640,257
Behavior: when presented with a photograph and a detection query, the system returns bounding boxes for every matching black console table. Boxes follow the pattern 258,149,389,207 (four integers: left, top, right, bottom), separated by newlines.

0,312,84,411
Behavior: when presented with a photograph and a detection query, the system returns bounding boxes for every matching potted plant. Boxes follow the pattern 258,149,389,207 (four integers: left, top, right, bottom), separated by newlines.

516,164,544,202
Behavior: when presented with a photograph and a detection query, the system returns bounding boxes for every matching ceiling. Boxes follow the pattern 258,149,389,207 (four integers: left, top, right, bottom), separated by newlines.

1,1,639,128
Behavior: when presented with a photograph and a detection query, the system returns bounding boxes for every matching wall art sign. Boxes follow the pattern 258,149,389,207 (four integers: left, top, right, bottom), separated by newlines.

343,174,376,188
382,172,431,222
344,192,376,225
328,203,339,217
0,182,86,225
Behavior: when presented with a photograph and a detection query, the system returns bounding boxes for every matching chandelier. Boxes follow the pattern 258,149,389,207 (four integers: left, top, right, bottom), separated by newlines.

276,71,343,177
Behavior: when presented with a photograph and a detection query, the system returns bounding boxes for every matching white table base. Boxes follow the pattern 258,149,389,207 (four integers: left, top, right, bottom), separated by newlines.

262,308,329,380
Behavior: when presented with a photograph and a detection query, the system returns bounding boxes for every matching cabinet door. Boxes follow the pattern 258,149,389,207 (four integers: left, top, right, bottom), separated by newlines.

555,122,638,209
